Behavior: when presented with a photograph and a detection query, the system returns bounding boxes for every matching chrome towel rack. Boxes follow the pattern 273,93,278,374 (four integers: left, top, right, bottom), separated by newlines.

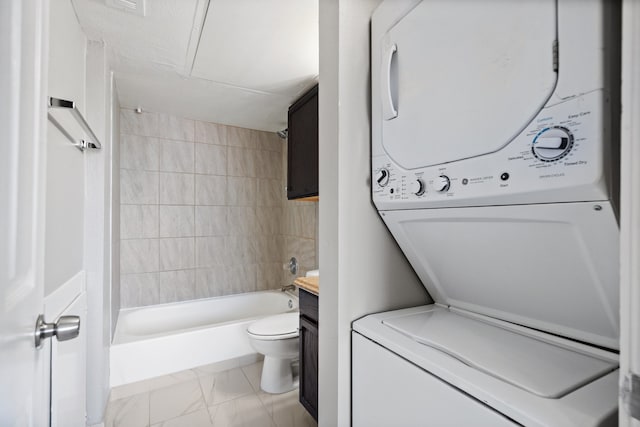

48,97,102,151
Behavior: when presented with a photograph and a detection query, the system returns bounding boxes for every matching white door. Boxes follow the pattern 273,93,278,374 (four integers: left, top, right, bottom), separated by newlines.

620,1,640,425
0,1,50,426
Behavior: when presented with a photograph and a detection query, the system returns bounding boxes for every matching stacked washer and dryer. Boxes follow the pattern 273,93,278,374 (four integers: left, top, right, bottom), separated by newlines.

353,1,621,426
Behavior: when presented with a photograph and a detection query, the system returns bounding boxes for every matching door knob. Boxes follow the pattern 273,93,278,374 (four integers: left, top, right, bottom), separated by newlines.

34,314,80,349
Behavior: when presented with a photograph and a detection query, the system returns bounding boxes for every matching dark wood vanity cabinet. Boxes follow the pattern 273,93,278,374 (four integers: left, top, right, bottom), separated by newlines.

299,288,318,421
287,84,318,200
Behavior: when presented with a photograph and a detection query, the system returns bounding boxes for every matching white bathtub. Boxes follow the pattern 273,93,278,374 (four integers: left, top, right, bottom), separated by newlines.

110,290,299,387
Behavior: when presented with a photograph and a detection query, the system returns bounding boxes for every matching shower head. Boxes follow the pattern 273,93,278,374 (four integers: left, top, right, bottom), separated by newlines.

277,129,288,139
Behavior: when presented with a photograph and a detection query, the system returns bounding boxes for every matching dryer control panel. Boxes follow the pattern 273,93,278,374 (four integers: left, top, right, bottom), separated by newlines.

373,91,610,210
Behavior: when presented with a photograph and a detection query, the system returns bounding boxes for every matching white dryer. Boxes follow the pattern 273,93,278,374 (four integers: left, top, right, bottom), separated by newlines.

353,1,621,426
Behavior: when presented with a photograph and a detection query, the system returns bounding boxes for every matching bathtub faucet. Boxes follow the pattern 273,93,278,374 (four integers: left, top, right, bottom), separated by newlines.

281,284,296,292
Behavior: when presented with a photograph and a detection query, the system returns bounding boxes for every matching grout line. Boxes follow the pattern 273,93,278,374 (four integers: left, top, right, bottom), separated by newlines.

260,392,279,427
239,361,257,394
194,372,209,414
193,142,197,210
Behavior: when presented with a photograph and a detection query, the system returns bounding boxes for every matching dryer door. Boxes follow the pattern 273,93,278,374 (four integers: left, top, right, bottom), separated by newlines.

380,0,557,169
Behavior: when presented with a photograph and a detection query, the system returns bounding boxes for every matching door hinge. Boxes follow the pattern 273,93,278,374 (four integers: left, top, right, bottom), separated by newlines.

552,40,559,72
622,373,640,420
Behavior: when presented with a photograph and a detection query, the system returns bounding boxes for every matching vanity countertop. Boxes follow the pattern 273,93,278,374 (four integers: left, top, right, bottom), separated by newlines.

294,276,319,295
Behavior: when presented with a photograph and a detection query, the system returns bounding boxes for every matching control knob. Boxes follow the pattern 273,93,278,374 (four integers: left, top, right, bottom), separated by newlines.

375,168,390,187
432,175,450,192
409,179,425,196
532,126,574,162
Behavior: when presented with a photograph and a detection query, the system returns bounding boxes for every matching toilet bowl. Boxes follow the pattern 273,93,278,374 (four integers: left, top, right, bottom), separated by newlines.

247,312,299,394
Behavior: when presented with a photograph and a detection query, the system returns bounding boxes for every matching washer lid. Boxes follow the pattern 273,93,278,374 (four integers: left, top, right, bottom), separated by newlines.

382,307,617,399
381,202,620,350
380,0,557,169
248,312,299,338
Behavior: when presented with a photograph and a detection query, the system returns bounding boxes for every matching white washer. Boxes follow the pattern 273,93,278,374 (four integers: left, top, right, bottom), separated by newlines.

354,1,621,426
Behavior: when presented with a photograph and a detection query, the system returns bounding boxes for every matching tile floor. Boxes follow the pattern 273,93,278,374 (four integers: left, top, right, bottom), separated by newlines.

106,360,317,427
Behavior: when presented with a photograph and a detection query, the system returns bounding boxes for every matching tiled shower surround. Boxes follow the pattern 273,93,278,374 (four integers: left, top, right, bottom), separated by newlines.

119,109,317,308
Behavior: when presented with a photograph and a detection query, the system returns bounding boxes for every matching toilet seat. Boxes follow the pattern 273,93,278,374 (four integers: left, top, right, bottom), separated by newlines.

248,312,299,340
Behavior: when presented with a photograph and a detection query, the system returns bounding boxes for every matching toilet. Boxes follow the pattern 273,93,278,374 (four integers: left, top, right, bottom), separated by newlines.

247,312,299,394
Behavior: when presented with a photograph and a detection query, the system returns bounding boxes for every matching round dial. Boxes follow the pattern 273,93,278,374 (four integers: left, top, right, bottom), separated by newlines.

432,175,450,193
375,169,390,187
532,126,574,162
409,179,425,196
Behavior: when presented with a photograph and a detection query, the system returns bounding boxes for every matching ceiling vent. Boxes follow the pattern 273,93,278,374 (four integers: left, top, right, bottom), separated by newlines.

105,0,146,16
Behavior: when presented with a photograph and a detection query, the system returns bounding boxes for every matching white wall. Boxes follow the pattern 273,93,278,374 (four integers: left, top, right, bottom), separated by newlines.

318,0,431,425
111,84,121,337
85,40,116,424
45,0,87,295
47,2,115,424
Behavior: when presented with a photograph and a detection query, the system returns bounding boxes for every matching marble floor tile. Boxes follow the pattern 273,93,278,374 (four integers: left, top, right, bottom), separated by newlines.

111,368,199,401
107,362,310,427
144,369,199,392
105,392,149,427
257,389,316,427
193,355,263,378
111,380,150,402
240,361,263,392
149,378,205,424
150,408,213,427
208,394,275,427
193,359,241,377
198,367,254,406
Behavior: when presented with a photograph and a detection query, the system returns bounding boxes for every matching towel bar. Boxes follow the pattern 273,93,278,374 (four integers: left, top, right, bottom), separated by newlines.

48,97,102,151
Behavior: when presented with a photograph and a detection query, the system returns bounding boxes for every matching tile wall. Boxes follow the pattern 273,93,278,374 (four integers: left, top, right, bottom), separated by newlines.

119,109,317,308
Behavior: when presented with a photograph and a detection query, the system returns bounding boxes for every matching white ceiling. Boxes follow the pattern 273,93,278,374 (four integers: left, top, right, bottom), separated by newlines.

71,0,318,131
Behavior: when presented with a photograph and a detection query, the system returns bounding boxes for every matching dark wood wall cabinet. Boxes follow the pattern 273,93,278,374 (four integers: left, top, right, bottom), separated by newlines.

287,84,318,200
299,288,318,421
